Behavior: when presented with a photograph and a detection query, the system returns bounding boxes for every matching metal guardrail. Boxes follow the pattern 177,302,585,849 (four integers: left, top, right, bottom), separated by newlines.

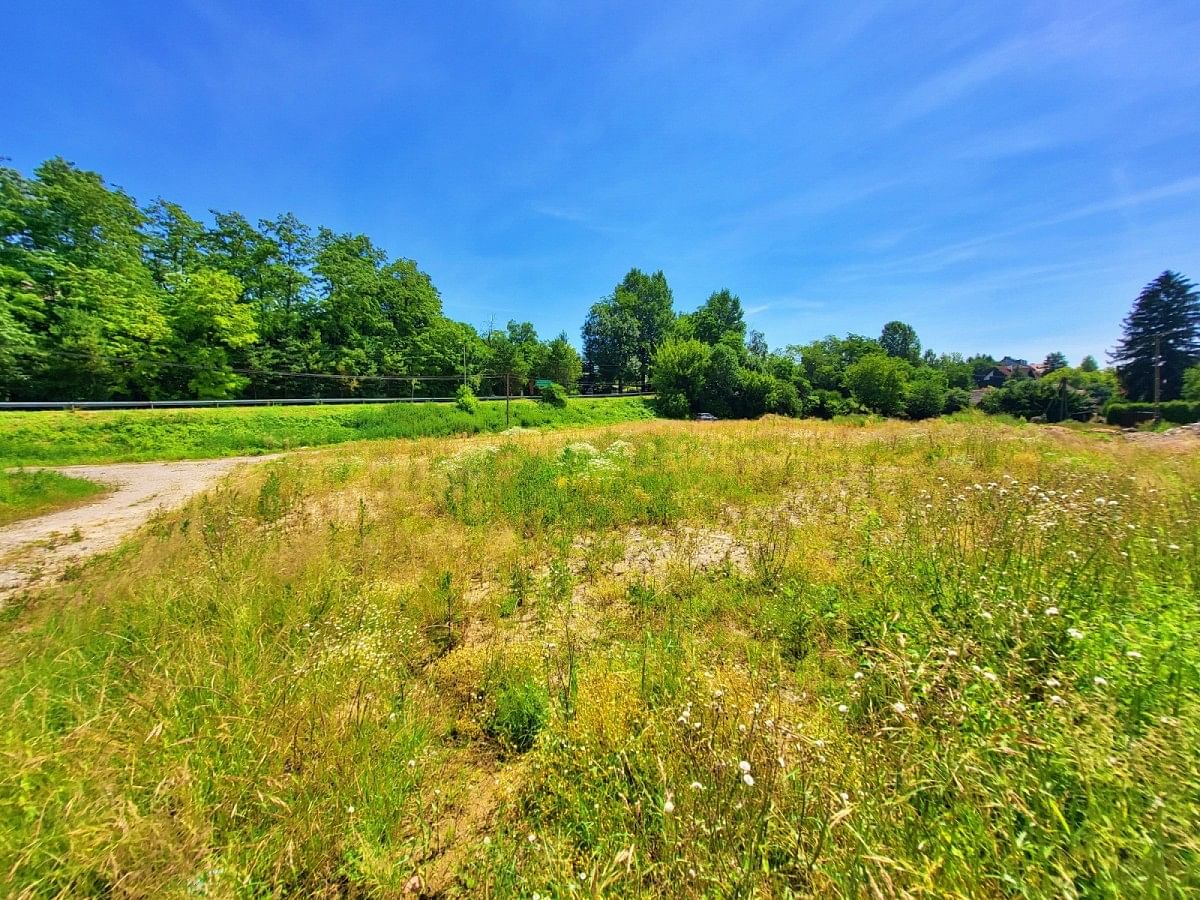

0,392,655,411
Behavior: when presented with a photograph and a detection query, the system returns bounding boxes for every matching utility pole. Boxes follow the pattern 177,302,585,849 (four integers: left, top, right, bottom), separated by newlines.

1153,333,1162,419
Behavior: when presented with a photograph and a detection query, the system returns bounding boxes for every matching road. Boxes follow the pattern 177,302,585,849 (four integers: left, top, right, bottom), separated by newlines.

0,456,277,602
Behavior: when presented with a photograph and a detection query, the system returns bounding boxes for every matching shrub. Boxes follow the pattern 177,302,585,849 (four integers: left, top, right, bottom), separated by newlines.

656,392,691,419
944,387,971,413
485,669,548,753
539,382,568,408
764,378,802,416
651,339,710,413
844,354,911,416
1182,364,1200,401
455,384,479,414
810,388,854,419
1105,401,1200,426
905,371,948,420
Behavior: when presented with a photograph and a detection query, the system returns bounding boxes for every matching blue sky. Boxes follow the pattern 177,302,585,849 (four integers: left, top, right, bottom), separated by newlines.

4,0,1199,363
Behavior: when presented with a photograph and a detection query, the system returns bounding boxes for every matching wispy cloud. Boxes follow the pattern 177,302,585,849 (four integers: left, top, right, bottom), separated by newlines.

838,175,1200,281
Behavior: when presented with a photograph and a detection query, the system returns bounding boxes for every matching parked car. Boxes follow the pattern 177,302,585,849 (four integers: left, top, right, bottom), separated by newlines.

695,412,718,421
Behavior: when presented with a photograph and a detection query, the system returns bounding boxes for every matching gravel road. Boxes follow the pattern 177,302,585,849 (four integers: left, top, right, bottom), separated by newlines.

0,456,277,602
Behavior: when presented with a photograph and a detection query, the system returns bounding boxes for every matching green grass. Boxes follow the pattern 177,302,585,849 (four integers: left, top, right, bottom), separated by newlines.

0,418,1196,896
0,469,107,526
0,397,656,466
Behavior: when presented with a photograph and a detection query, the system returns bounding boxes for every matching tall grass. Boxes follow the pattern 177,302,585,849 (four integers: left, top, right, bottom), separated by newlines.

0,397,656,466
0,418,1195,896
0,469,107,526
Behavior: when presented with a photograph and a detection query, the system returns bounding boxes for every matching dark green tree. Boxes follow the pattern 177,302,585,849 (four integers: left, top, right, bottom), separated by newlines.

1109,271,1200,401
1042,351,1068,372
692,289,746,346
880,320,921,364
612,268,674,386
1079,355,1099,372
581,299,639,391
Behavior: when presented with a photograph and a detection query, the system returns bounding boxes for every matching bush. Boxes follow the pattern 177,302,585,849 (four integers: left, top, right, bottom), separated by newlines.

944,387,971,413
764,378,802,416
1105,401,1200,426
485,670,548,753
656,392,691,419
1182,364,1200,401
455,384,479,414
905,371,948,420
982,377,1092,422
651,339,710,413
810,388,854,419
539,382,568,408
844,354,911,416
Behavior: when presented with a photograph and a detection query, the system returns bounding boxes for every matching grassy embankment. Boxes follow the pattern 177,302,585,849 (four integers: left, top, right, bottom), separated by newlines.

0,397,657,466
0,469,108,527
0,417,1197,896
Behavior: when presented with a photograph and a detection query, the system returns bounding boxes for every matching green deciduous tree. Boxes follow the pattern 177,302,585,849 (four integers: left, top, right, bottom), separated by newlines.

541,333,582,391
165,269,257,398
613,268,674,386
651,339,711,416
692,289,746,346
879,320,921,364
844,353,911,416
905,369,948,420
1181,364,1200,401
581,299,639,391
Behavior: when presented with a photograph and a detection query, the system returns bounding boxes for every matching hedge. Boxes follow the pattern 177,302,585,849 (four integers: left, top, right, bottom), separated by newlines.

1104,401,1200,427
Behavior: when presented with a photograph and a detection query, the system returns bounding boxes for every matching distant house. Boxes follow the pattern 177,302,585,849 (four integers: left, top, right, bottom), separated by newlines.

978,360,1041,388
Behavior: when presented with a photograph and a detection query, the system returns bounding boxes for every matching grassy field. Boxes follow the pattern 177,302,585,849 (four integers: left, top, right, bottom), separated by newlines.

0,417,1196,896
0,397,656,466
0,469,107,527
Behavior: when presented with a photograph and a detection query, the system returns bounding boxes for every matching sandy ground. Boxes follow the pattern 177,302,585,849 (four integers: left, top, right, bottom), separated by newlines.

0,456,277,602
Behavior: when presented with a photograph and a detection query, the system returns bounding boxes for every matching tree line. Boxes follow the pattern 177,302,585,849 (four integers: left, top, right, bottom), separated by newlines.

0,158,581,401
2,157,1198,419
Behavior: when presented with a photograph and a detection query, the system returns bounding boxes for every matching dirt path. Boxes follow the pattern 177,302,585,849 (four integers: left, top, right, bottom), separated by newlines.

0,456,278,602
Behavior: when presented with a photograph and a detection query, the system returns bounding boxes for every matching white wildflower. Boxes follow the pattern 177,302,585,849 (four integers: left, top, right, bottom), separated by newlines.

1044,606,1059,617
739,760,751,773
837,704,849,713
742,773,755,787
892,701,907,714
1067,627,1084,640
1094,676,1108,686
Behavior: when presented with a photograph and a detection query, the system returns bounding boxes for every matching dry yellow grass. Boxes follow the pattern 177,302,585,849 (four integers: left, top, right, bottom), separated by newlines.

1,416,1197,896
